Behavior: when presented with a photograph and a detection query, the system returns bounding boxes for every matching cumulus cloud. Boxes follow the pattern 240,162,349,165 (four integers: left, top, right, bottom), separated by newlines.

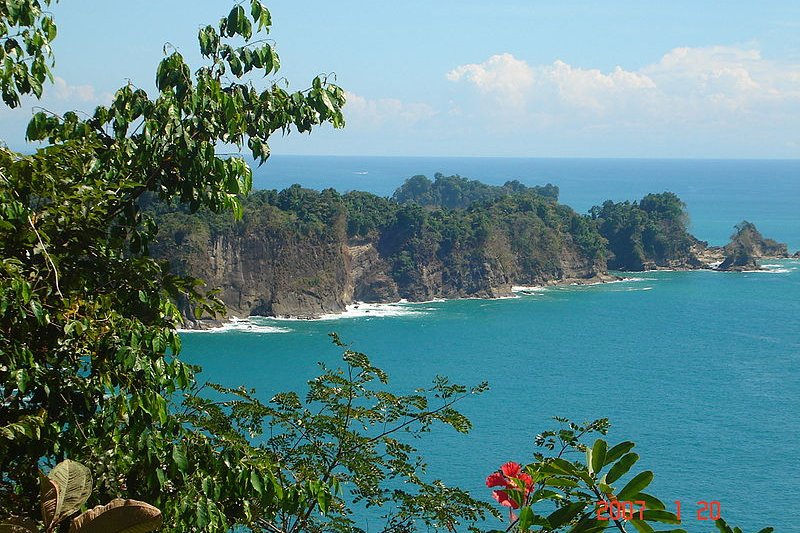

447,46,800,127
545,60,656,112
51,77,105,102
642,46,799,116
343,91,436,129
446,53,534,107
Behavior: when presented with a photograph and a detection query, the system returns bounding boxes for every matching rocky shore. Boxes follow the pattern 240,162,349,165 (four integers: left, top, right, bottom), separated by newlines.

147,180,793,328
634,221,791,273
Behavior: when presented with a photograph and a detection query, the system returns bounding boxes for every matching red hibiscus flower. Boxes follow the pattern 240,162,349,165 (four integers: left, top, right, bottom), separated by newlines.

500,461,522,478
485,471,510,488
492,489,519,509
486,461,536,511
517,472,534,494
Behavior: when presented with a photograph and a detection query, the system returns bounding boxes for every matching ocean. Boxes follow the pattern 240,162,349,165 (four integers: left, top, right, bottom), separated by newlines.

181,157,800,532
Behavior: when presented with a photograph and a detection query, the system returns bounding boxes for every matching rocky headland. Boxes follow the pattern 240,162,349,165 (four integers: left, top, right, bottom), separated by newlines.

147,174,792,327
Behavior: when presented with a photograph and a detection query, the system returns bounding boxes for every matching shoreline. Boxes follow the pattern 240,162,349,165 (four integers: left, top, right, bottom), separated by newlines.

180,272,621,331
180,258,798,332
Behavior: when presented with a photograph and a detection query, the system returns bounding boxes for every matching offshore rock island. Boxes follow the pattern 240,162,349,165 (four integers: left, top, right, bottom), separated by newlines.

146,174,791,326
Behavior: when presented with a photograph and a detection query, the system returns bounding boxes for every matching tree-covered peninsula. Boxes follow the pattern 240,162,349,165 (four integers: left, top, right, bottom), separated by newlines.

147,174,788,324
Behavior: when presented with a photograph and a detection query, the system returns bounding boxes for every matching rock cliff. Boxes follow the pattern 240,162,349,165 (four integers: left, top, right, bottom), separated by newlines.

150,182,606,324
148,179,789,326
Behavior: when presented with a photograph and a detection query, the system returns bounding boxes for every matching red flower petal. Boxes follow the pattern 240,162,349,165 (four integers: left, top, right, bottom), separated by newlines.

492,490,520,509
518,473,535,493
500,461,521,478
485,471,508,488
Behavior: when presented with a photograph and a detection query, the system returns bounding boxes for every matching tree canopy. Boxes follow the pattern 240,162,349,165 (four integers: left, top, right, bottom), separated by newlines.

589,193,694,270
393,173,559,209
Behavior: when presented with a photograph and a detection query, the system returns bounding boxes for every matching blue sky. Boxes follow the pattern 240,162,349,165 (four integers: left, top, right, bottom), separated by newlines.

2,1,799,157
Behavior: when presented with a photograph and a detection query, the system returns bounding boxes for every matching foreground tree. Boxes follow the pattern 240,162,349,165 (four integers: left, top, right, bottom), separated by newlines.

2,3,493,532
0,1,347,530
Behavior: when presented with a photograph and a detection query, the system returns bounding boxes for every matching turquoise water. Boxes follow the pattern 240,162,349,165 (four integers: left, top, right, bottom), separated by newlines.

182,158,800,531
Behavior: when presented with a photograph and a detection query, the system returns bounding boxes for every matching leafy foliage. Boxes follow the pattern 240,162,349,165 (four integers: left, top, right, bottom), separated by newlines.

186,334,494,533
393,173,559,209
590,193,693,270
0,0,56,107
0,2,345,531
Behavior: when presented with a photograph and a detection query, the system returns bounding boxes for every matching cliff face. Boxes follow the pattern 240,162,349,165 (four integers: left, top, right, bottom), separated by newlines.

159,216,352,319
151,182,787,324
156,218,601,322
150,185,607,322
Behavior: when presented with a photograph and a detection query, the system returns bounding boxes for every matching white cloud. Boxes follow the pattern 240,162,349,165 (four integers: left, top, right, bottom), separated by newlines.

642,46,799,117
446,53,534,108
546,60,656,112
51,77,101,102
447,46,800,128
343,91,435,129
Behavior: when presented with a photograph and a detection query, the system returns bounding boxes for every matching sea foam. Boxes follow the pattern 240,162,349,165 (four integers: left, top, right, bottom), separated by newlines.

316,301,428,320
180,316,293,334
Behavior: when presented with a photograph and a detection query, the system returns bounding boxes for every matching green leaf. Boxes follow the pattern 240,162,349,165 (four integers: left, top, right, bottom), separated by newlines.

517,506,535,531
629,520,655,533
172,445,188,473
547,502,586,529
250,470,263,495
567,515,605,533
317,489,331,514
591,439,607,474
548,457,580,475
617,471,653,501
543,477,580,488
606,452,639,483
715,519,734,533
227,5,245,36
48,459,92,521
640,509,680,524
632,492,665,511
155,468,166,489
250,0,263,24
604,441,635,466
42,17,57,41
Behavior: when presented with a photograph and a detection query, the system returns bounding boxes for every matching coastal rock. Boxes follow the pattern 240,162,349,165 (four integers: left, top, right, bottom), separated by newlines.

150,184,785,326
151,187,606,325
717,221,788,271
348,242,399,303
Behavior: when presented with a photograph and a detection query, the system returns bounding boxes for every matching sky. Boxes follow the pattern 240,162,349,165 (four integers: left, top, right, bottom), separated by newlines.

2,1,799,158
